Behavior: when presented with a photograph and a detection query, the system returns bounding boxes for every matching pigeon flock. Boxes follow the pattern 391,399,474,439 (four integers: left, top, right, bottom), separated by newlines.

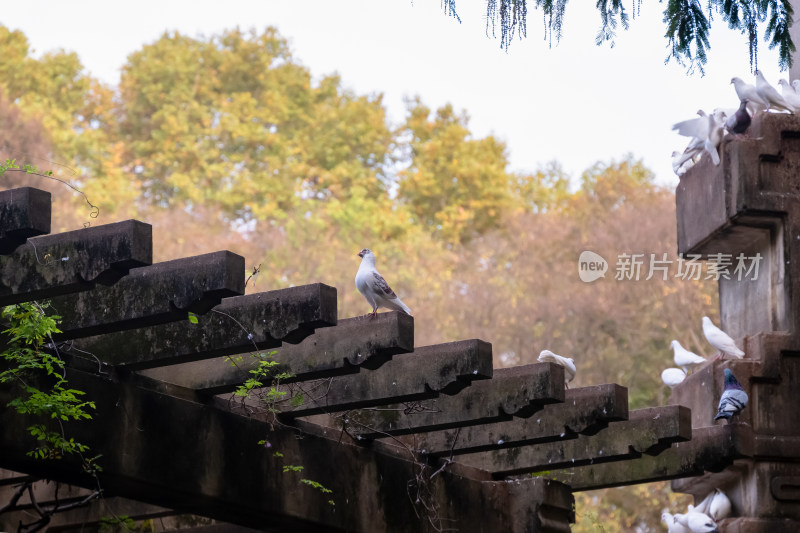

672,70,800,175
660,316,745,391
354,251,747,531
662,488,733,532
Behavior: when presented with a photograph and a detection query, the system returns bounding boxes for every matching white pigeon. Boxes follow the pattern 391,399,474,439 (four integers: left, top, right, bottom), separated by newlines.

662,368,687,388
537,350,576,388
355,248,411,317
793,80,800,94
702,316,745,359
662,511,692,533
672,110,725,167
682,506,720,533
731,77,767,114
777,80,800,110
670,340,707,374
704,489,731,521
755,70,795,113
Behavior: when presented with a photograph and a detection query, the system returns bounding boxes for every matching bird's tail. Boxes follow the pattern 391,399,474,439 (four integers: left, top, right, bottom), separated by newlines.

387,298,412,316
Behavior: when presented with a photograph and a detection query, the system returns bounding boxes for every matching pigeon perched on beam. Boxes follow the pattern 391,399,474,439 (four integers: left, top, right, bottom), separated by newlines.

778,80,800,110
755,70,795,113
731,77,767,115
355,248,412,317
537,350,576,388
702,316,745,359
714,368,748,423
670,340,706,374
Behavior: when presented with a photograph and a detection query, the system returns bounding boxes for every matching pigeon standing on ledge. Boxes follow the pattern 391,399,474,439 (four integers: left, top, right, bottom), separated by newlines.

702,316,745,359
355,248,412,317
537,350,577,388
714,368,748,423
670,340,707,374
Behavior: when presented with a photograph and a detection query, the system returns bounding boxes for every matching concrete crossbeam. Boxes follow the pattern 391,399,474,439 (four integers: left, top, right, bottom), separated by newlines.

66,284,338,371
277,339,495,419
49,251,244,340
400,384,627,457
0,219,152,305
454,406,691,478
340,363,566,439
137,311,411,391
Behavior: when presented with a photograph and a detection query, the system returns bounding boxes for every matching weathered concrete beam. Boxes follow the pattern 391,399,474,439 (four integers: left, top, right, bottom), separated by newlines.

0,367,574,532
0,468,34,486
0,187,51,254
554,424,752,492
338,363,566,439
398,384,627,457
0,220,152,305
453,406,691,478
278,340,495,419
64,284,338,372
48,251,245,340
135,311,411,390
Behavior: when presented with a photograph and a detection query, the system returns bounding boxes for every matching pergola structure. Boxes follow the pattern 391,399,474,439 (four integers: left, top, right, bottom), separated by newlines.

1,113,798,532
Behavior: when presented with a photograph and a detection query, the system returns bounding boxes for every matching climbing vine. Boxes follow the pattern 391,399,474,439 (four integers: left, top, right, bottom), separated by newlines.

0,301,96,463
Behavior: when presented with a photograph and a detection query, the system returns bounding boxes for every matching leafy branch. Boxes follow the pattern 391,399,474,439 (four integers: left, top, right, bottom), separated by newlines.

444,0,794,73
0,302,96,462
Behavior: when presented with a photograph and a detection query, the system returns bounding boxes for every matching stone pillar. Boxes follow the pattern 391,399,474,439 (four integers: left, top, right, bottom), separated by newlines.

670,113,800,531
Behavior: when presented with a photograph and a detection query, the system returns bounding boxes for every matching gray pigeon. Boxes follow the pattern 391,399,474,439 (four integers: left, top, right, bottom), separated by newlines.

714,368,748,423
725,100,751,135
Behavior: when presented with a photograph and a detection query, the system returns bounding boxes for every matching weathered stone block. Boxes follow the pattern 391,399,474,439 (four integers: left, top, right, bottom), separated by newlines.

0,187,51,254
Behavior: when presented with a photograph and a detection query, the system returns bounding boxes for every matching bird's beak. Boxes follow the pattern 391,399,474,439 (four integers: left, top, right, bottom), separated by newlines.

357,251,364,258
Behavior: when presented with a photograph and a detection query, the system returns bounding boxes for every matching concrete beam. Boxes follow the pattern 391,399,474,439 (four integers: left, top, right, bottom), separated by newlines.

398,384,627,457
49,251,245,340
136,312,411,391
557,424,752,491
339,363,566,439
453,406,691,478
0,187,51,254
0,220,152,305
0,367,574,532
65,284,338,371
277,339,495,419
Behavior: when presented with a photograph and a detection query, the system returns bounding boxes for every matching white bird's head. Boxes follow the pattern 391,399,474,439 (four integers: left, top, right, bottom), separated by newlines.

731,77,742,85
670,340,678,349
702,316,712,326
357,248,373,259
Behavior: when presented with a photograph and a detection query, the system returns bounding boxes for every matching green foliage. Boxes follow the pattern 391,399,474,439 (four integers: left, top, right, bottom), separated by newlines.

470,0,793,72
0,158,54,178
0,302,95,460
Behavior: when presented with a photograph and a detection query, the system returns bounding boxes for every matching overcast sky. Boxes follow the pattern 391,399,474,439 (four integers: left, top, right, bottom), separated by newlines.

1,0,784,186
